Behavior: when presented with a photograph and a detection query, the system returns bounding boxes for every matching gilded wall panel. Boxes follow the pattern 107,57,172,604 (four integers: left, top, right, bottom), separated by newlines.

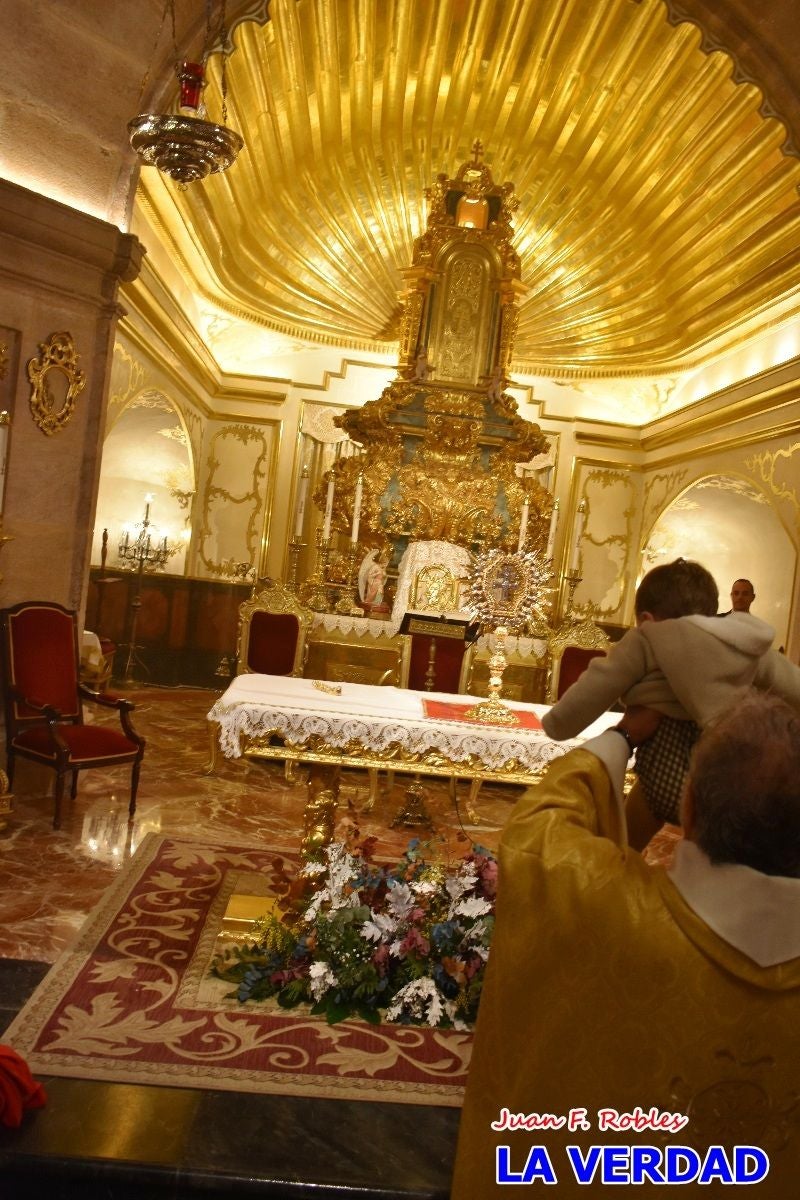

197,424,275,579
746,442,800,530
574,468,639,621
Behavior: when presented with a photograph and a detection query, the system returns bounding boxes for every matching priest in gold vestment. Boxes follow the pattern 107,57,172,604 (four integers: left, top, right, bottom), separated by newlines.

452,695,800,1197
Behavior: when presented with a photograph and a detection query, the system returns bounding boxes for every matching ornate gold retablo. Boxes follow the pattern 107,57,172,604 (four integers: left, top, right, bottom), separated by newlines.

313,145,554,565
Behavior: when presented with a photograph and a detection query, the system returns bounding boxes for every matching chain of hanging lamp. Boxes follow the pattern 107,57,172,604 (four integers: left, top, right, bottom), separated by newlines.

128,0,243,186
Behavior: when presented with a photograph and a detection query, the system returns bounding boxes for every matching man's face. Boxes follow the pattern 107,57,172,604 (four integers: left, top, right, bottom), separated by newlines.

730,581,755,612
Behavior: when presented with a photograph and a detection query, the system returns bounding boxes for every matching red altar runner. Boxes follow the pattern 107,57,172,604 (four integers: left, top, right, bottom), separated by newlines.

422,697,543,730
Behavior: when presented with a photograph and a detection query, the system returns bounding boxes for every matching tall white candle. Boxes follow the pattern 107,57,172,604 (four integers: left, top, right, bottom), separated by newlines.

545,498,559,561
351,472,363,544
570,499,586,573
0,412,9,518
294,465,310,540
517,498,529,554
322,475,335,541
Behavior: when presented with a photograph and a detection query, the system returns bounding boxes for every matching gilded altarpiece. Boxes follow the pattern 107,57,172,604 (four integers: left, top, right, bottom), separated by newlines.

313,146,555,567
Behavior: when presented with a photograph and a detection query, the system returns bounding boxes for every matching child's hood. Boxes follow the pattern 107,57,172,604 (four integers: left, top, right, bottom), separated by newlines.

641,611,776,660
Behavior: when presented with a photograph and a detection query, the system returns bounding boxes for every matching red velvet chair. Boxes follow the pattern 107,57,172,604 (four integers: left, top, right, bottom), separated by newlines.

235,578,312,676
546,617,611,702
0,601,145,830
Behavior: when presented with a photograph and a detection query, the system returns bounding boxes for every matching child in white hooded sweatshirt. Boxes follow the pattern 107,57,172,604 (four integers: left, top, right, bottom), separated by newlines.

542,558,800,849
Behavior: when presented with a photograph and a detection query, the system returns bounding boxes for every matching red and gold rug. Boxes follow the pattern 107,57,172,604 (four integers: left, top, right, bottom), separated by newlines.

5,835,471,1106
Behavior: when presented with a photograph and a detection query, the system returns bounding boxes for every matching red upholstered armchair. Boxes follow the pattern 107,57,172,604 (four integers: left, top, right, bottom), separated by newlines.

0,602,145,830
235,579,312,677
546,616,611,703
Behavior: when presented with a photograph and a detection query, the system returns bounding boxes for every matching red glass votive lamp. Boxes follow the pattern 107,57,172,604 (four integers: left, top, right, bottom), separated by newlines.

179,61,205,112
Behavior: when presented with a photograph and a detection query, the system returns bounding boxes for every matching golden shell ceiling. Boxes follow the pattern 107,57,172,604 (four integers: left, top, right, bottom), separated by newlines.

136,0,800,375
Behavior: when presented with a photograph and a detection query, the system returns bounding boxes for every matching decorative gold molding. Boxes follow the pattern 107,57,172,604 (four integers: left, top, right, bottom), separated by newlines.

746,443,800,524
199,424,270,577
641,469,691,534
644,419,800,471
26,332,86,436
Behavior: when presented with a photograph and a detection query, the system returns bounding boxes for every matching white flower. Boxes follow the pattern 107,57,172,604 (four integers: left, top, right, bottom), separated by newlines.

411,879,438,896
323,844,362,910
386,977,447,1027
301,861,326,877
361,911,397,943
445,864,479,901
452,896,492,920
386,881,415,920
308,961,338,1000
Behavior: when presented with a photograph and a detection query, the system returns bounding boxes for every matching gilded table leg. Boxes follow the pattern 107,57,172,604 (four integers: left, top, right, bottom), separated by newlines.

301,764,341,861
204,721,220,775
363,767,380,811
465,776,483,824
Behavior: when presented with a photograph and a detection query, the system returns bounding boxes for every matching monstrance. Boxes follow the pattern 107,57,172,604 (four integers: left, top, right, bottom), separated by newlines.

463,549,553,725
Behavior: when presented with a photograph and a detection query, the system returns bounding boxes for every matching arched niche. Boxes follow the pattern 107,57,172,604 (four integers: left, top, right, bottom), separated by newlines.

92,391,195,575
642,474,795,648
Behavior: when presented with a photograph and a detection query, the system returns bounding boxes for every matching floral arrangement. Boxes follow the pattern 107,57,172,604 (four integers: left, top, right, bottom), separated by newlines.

211,836,497,1028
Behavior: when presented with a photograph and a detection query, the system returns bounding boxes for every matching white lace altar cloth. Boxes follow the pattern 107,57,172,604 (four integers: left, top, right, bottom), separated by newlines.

208,674,618,770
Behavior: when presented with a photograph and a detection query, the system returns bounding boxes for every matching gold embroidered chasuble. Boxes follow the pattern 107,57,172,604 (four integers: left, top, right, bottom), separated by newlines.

452,749,800,1198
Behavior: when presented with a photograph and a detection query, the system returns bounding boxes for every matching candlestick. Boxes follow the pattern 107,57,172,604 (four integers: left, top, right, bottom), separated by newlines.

305,528,332,612
351,472,363,544
295,464,310,539
335,542,364,615
545,498,560,561
516,498,529,554
0,411,9,517
322,475,335,541
570,499,586,573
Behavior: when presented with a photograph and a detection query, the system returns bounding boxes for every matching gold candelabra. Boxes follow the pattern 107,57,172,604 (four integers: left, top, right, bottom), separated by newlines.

334,544,364,615
304,529,333,611
286,539,306,591
118,499,177,683
563,569,583,619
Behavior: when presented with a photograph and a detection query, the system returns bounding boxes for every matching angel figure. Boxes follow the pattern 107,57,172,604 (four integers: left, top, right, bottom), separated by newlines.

358,549,389,609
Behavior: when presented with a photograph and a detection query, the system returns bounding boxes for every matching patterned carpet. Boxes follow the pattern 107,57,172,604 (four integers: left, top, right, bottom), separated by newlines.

5,833,471,1106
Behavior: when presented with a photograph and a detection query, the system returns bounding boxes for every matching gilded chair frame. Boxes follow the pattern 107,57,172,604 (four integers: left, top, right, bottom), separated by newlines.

546,616,611,703
236,578,313,677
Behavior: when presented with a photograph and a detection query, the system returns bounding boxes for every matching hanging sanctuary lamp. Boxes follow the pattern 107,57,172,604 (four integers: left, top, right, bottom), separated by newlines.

128,0,243,185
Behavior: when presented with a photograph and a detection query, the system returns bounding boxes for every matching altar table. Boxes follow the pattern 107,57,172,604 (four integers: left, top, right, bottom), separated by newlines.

207,674,618,826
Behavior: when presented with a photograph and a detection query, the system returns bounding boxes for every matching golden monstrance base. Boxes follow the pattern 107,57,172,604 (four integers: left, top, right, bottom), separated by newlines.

463,695,520,726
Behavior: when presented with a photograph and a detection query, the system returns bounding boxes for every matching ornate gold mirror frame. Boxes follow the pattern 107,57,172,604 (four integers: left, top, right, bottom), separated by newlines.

27,331,86,436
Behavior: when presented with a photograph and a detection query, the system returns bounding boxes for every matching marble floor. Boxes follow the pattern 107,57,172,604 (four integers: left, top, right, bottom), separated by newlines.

0,684,678,1200
0,684,532,964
